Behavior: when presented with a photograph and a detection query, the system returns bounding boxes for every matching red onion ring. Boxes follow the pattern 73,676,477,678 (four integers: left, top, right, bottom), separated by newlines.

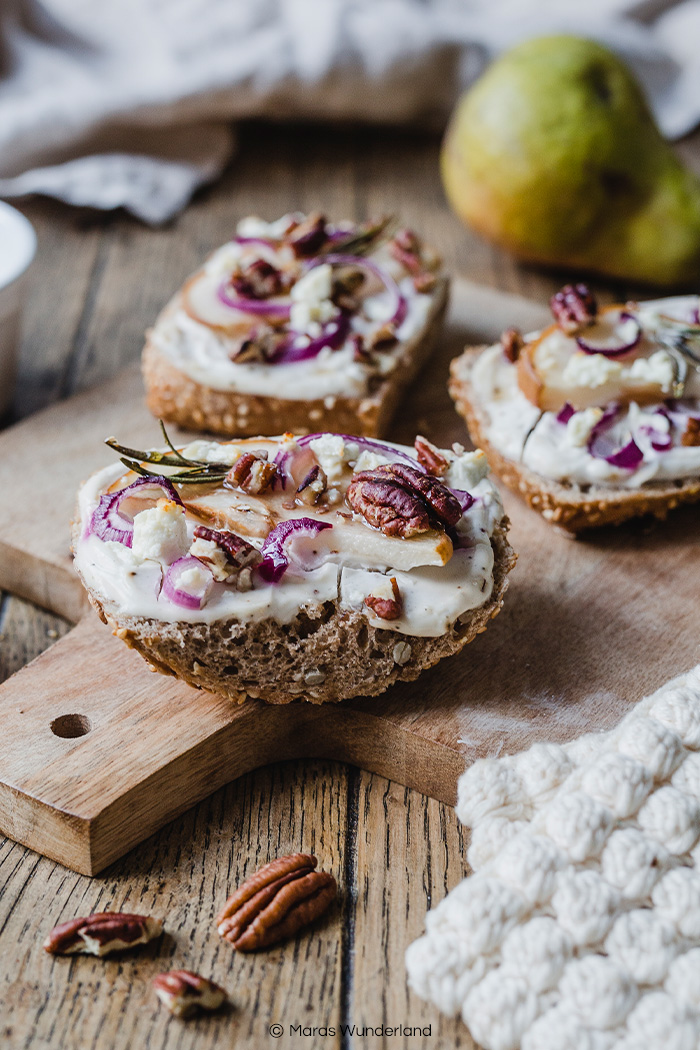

576,311,642,358
90,476,184,547
216,281,292,319
305,253,407,328
587,404,644,469
162,556,213,610
258,518,332,583
269,312,351,364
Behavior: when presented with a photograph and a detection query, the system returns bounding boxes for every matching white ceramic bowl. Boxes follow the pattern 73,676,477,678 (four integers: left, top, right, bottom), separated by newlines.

0,202,37,416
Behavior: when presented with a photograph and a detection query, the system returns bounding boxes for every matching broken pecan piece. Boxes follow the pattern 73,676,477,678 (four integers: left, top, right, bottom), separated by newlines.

230,324,287,364
413,271,437,293
365,577,403,621
153,970,226,1018
681,417,700,447
217,853,336,952
192,525,262,581
501,327,524,363
226,451,278,494
367,323,398,351
550,283,598,334
296,465,328,506
230,258,284,299
44,912,162,956
287,212,328,257
414,435,448,476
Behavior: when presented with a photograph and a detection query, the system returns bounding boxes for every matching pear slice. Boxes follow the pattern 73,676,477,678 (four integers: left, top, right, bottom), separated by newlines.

182,272,290,336
184,489,273,539
312,516,453,571
517,309,678,412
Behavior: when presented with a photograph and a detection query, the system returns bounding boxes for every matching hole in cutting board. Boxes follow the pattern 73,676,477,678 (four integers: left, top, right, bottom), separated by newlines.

50,713,92,738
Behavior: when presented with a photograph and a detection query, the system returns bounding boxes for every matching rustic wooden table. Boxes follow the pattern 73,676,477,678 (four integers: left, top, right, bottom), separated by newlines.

2,121,699,1050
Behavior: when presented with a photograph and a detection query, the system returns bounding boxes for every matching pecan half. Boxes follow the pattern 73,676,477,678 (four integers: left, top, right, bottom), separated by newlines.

217,853,336,951
414,435,448,476
226,451,278,494
347,463,461,537
365,577,402,620
153,970,226,1018
192,525,262,581
44,912,162,956
287,212,328,257
501,327,524,363
682,417,700,447
231,258,284,299
296,465,328,506
550,283,597,334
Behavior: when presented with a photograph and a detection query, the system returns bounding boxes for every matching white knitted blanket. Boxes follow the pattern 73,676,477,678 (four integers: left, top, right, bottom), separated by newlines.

406,666,700,1050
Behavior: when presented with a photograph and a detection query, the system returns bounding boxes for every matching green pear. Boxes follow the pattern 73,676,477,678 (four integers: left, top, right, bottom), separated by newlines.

441,35,700,286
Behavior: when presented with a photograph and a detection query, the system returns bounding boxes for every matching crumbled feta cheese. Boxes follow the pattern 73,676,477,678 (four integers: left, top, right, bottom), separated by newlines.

236,213,297,239
566,407,604,447
628,350,675,392
366,575,396,601
533,338,563,376
177,563,212,594
562,353,623,388
189,537,232,582
181,440,242,465
132,500,189,564
289,263,338,335
445,448,489,489
309,434,347,483
354,450,386,472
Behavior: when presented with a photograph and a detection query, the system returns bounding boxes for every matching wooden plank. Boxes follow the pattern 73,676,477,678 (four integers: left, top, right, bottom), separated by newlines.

0,758,346,1050
350,771,473,1049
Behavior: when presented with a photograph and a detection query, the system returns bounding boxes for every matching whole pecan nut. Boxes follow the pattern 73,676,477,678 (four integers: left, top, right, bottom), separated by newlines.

226,451,278,495
217,853,336,952
153,970,226,1018
43,912,162,956
550,283,597,334
414,435,448,476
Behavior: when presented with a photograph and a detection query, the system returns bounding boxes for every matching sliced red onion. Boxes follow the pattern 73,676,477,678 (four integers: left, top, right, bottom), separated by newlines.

640,425,673,452
216,281,291,319
587,404,643,469
306,253,407,328
297,433,423,470
452,489,474,513
161,556,213,610
268,312,351,364
556,403,575,424
258,518,332,583
90,476,184,547
233,235,277,248
576,311,642,358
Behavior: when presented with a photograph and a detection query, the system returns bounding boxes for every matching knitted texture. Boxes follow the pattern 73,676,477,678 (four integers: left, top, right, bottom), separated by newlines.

406,667,700,1050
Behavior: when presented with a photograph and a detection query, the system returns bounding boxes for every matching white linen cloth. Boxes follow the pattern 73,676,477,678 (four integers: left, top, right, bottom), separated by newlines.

1,0,700,223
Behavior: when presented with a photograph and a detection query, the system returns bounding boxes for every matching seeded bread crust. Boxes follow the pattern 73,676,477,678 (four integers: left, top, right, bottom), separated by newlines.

142,276,449,439
450,347,700,533
74,519,515,706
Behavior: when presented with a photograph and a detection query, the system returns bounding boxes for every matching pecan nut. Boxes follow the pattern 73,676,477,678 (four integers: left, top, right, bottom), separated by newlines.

296,465,328,506
681,417,700,447
414,436,448,476
226,451,278,495
287,212,328,257
500,326,524,363
231,258,284,299
367,323,398,351
217,853,336,952
43,912,162,956
347,462,461,537
153,970,226,1018
192,525,262,581
550,283,597,334
365,577,403,620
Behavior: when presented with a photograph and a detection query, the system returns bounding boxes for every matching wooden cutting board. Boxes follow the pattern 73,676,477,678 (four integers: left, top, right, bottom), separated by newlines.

1,277,699,876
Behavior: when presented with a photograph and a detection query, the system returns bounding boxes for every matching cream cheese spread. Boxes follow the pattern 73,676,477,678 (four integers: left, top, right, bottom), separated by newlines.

149,215,439,400
75,435,503,637
471,295,700,489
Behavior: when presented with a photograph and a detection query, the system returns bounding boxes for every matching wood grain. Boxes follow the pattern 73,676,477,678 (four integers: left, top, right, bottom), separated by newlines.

3,119,700,1050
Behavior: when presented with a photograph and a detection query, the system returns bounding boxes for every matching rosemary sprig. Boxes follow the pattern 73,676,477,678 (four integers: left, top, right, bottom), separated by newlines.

105,422,233,485
325,215,396,256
